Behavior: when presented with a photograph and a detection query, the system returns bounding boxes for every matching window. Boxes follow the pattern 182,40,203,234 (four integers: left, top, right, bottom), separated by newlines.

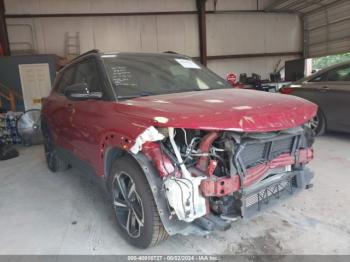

310,72,328,82
328,65,350,81
74,59,102,93
57,66,75,94
310,64,350,82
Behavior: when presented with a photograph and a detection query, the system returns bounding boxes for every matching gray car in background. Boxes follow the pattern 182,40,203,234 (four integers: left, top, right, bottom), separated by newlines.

280,61,350,135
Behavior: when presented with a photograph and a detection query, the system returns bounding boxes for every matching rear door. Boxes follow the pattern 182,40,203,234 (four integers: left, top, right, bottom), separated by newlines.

298,64,350,131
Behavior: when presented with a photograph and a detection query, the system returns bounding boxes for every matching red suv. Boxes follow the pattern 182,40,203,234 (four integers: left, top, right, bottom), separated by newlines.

42,50,317,248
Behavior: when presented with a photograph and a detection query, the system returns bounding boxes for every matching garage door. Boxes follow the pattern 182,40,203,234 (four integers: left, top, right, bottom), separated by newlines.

305,0,350,58
265,0,350,58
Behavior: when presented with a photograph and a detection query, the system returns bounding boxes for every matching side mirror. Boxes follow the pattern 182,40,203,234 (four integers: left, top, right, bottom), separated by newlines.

64,83,102,100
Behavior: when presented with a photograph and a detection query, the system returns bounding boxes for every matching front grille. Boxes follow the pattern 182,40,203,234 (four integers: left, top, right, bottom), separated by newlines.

239,136,296,169
240,143,269,168
270,137,294,159
245,180,290,207
244,174,295,209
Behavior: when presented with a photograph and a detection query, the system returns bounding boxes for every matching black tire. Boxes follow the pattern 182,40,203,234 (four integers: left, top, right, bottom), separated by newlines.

309,109,326,136
108,155,168,248
41,120,69,172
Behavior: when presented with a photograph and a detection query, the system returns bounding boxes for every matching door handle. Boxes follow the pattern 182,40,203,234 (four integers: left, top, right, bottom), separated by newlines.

321,86,330,92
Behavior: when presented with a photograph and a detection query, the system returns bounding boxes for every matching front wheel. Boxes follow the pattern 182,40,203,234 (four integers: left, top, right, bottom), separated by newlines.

108,155,168,248
307,109,326,136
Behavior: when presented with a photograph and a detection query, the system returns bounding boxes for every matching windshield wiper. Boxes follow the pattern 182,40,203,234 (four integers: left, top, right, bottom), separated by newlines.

118,92,153,100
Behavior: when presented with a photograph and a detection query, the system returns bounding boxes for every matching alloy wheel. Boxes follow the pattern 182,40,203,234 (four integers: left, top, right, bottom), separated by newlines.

307,115,319,132
112,172,144,238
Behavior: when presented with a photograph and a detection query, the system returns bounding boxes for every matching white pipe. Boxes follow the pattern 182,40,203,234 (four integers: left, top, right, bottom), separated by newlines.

168,127,191,179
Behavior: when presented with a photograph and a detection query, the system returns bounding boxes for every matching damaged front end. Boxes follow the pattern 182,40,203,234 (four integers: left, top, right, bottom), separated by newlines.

131,125,315,235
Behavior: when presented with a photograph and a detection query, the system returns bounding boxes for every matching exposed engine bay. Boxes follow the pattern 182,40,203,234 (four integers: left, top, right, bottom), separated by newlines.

137,125,315,233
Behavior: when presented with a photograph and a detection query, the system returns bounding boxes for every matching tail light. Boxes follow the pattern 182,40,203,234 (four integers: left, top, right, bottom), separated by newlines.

279,87,295,94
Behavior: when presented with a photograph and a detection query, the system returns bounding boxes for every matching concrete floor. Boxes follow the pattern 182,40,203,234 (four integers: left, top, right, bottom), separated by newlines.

0,133,350,255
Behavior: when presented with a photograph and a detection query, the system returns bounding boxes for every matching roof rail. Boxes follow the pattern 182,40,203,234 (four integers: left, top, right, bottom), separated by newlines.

163,51,178,54
71,49,100,61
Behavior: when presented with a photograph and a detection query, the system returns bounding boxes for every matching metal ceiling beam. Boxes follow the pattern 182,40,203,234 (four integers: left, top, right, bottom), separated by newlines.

4,9,276,19
5,11,198,18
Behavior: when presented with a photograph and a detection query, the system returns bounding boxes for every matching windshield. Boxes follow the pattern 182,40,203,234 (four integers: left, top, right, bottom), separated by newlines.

102,53,231,99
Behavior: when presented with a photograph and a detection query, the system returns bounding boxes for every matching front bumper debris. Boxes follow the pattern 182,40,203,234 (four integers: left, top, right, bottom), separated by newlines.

183,167,314,234
200,148,313,197
239,168,314,218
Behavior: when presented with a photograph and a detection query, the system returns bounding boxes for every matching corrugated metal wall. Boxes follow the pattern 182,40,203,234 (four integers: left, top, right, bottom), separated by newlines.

206,12,301,77
304,0,350,57
4,0,302,78
7,15,199,56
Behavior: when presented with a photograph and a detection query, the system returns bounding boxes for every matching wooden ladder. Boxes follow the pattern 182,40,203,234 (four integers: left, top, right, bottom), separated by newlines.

64,32,81,60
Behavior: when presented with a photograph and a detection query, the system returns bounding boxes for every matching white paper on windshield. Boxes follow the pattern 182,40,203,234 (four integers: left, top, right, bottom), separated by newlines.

175,59,201,69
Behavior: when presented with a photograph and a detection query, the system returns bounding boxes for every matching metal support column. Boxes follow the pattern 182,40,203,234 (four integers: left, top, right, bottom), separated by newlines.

196,0,207,66
0,0,10,55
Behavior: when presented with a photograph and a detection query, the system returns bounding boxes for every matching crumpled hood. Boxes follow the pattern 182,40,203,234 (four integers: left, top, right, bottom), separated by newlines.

116,89,317,132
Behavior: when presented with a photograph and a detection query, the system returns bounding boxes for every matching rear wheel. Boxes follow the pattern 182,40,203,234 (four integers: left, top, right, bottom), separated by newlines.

42,120,69,172
108,155,168,248
307,109,326,136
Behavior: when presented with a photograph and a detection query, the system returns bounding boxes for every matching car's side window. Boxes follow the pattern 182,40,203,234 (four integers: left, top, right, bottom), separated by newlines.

328,65,350,82
56,66,76,94
73,59,102,93
309,72,328,82
310,65,350,83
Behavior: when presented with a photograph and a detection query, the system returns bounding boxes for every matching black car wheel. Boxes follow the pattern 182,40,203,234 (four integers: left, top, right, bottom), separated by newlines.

42,120,69,172
108,156,168,248
113,171,144,238
307,110,326,136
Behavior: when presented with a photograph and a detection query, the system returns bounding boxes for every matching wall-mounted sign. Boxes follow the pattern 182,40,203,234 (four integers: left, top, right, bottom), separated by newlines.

18,63,51,110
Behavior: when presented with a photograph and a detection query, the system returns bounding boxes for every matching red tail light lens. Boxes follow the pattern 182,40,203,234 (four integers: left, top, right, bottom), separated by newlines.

279,87,295,94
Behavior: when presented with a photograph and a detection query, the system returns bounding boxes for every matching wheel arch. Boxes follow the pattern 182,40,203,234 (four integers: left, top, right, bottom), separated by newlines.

103,146,193,236
302,99,327,130
103,146,127,179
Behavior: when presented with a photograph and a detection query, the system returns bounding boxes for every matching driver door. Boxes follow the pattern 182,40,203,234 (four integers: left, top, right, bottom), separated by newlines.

67,58,106,165
301,64,350,132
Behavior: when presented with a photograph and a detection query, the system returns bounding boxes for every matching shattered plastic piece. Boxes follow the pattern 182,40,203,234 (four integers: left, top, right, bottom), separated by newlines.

130,126,165,154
